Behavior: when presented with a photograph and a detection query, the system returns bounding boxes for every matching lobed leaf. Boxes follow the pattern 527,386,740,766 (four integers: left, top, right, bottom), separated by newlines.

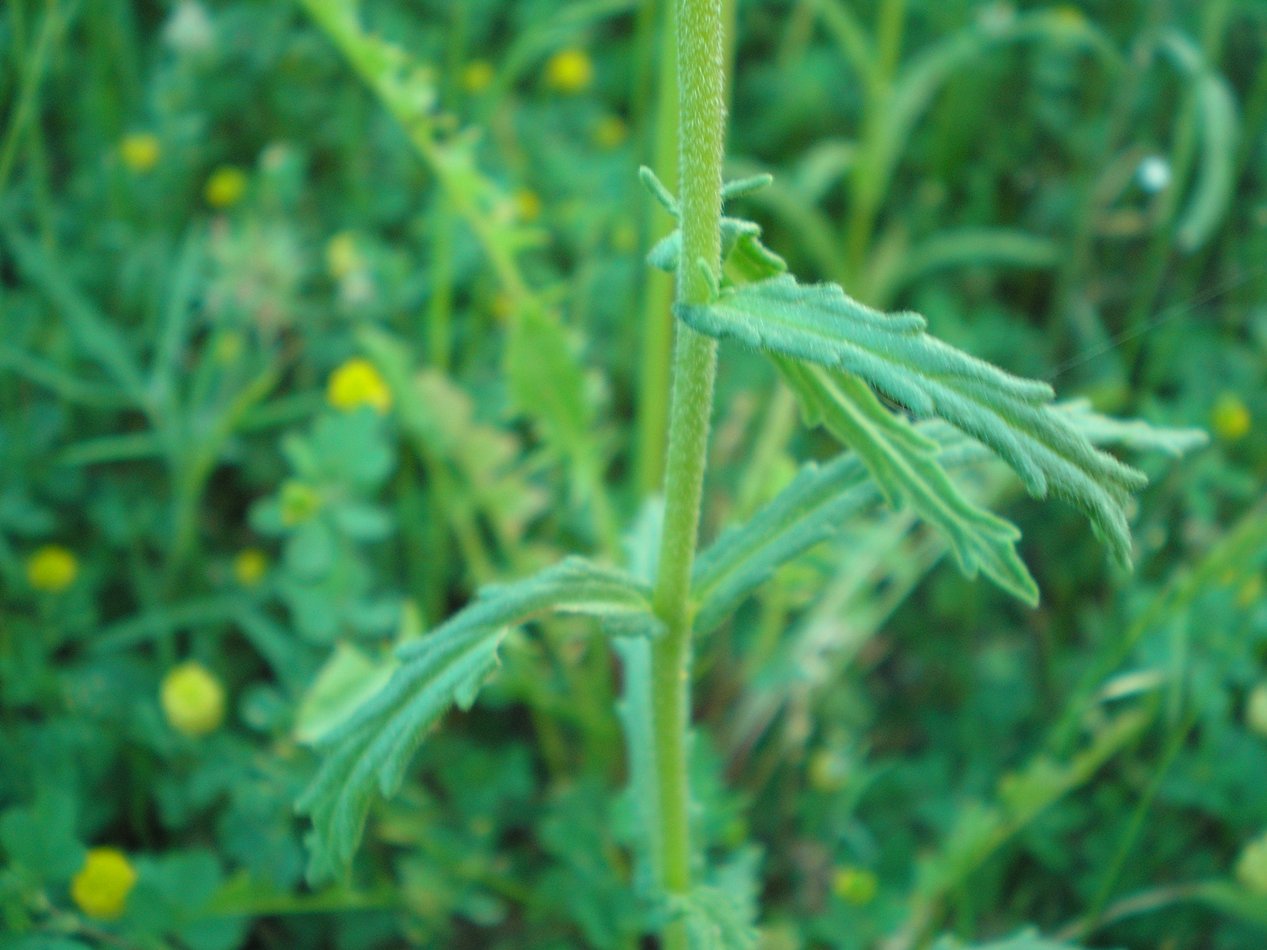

297,557,661,880
505,303,602,484
672,885,759,950
1056,399,1207,458
676,275,1148,565
648,217,787,282
691,407,1203,634
776,358,1039,604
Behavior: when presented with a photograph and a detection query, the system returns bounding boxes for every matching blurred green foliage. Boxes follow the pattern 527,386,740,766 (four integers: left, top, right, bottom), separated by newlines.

1,0,1264,947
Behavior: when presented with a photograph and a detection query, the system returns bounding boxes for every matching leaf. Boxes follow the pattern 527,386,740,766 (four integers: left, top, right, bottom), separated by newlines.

1057,399,1207,458
676,274,1148,565
613,501,665,895
672,885,759,950
881,227,1061,301
614,637,661,893
295,643,399,745
151,230,205,416
648,217,787,283
1191,880,1267,932
1176,71,1236,252
1160,31,1238,253
505,302,601,484
0,791,83,882
864,12,1121,222
691,448,879,636
3,228,147,403
930,929,1099,950
691,406,1202,635
777,358,1038,604
914,709,1150,904
297,557,661,880
360,327,549,543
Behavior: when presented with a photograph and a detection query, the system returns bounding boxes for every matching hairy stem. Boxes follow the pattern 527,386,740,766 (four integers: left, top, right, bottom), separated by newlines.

647,0,725,944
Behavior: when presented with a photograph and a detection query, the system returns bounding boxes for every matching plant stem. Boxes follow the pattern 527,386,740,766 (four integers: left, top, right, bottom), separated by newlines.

634,0,679,495
648,0,725,943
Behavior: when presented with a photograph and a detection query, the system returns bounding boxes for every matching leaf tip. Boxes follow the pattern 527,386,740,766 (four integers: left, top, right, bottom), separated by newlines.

638,166,679,217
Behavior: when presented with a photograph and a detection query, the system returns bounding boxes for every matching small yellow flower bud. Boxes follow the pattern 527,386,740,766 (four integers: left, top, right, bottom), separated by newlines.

808,749,845,792
325,232,363,280
593,115,628,149
831,866,878,905
233,548,268,587
1211,392,1251,442
461,60,495,94
71,847,138,920
1051,5,1085,30
204,165,248,208
161,662,226,738
327,357,392,414
513,189,543,222
120,133,161,172
27,545,78,593
1236,832,1267,895
544,49,593,94
490,291,515,324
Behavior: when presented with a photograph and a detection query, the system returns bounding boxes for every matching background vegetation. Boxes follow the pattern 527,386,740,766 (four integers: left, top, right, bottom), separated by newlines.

1,0,1265,947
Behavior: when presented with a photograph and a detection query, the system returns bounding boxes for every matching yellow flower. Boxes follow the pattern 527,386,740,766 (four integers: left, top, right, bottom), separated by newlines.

161,661,226,737
513,189,543,222
808,749,845,792
325,231,363,280
327,357,392,414
1211,392,1251,442
120,133,161,172
831,866,878,906
71,847,138,920
593,115,627,149
204,165,248,208
1051,5,1086,30
461,60,495,93
233,548,268,587
27,545,78,593
544,48,593,94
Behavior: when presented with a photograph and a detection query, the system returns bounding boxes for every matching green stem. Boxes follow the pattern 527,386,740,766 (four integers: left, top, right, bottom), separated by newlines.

647,0,725,943
427,195,455,371
634,0,680,495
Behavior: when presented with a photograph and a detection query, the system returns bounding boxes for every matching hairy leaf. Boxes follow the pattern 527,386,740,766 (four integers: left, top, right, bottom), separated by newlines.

1057,399,1207,458
505,302,609,513
648,217,787,282
672,885,759,950
691,408,1203,634
297,557,661,880
777,358,1038,604
676,275,1148,564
